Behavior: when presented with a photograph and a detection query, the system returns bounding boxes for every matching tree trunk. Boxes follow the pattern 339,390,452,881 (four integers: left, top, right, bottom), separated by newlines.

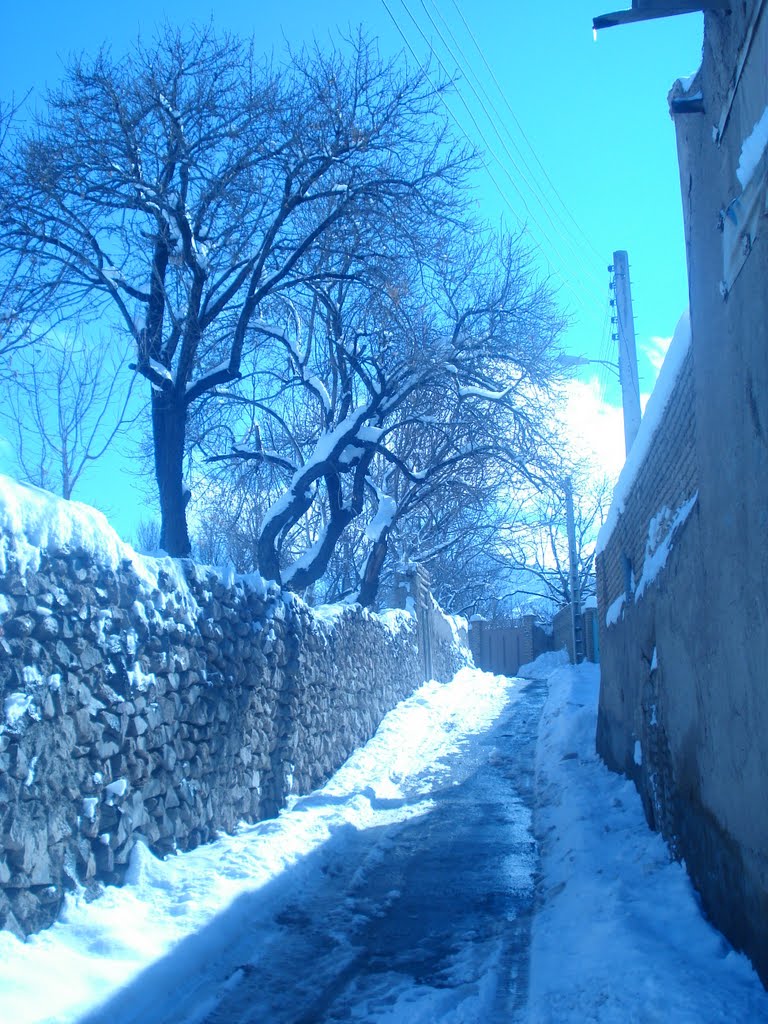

285,504,354,592
152,389,192,556
257,484,316,585
357,530,389,608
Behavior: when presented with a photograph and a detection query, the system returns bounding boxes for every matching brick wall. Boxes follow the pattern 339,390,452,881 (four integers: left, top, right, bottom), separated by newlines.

596,347,697,620
551,604,600,664
594,4,768,987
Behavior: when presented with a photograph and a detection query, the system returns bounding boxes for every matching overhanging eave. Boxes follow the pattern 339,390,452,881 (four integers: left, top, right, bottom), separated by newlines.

594,1,730,31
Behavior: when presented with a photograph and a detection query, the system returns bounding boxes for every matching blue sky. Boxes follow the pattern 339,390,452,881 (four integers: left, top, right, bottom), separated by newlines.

0,1,703,540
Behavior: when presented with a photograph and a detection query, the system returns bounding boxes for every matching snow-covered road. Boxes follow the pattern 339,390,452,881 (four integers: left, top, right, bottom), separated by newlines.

90,675,544,1024
1,654,767,1023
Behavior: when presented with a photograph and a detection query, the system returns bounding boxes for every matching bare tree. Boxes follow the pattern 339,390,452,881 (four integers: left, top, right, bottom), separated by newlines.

1,333,139,499
0,25,473,555
0,100,54,380
373,485,516,614
203,228,565,601
499,472,614,612
133,517,161,555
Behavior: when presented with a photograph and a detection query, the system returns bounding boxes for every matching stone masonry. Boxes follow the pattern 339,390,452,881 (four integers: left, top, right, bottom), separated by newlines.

0,541,467,940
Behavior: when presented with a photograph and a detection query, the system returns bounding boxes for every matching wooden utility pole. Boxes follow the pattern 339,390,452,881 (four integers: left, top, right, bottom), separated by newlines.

564,477,584,664
613,250,642,454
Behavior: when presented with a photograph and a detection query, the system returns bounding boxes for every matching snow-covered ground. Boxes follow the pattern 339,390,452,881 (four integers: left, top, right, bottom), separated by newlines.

527,660,768,1022
0,655,766,1023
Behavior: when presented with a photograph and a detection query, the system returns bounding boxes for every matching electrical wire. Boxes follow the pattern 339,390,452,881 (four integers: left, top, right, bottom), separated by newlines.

446,0,607,268
395,1,569,257
382,0,606,323
421,0,607,290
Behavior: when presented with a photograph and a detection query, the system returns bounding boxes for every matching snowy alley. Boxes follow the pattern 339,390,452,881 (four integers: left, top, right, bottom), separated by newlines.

1,654,767,1023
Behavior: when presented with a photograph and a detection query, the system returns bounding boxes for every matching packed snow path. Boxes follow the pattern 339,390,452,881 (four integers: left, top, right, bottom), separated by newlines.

84,678,547,1024
2,657,768,1023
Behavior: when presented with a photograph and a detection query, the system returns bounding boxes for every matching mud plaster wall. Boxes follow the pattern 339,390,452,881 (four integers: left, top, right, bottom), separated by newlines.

596,3,768,988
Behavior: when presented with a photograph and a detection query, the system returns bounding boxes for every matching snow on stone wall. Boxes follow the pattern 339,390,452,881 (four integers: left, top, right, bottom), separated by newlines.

0,477,468,938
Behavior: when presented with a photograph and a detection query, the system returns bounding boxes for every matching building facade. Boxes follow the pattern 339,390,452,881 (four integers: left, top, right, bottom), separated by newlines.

595,0,768,985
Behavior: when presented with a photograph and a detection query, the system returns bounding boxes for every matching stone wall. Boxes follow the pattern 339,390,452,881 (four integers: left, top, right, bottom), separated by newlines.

0,510,467,939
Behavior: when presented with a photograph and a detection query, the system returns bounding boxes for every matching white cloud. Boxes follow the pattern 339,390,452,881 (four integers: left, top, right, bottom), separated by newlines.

555,318,687,490
557,377,627,482
643,334,673,377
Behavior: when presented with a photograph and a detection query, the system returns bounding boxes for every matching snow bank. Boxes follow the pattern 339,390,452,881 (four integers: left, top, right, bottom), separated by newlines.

0,474,281,619
0,475,150,579
306,600,412,639
308,601,355,629
0,474,426,642
1,645,765,1022
528,662,768,1021
375,607,414,636
597,309,692,555
0,666,518,1024
516,649,569,679
0,474,204,603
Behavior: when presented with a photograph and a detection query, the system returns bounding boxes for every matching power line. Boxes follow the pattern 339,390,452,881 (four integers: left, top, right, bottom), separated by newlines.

383,0,606,320
421,0,606,289
383,3,560,252
446,0,607,267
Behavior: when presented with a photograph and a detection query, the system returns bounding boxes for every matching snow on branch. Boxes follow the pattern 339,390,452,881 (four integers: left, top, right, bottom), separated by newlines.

130,357,174,390
409,536,460,564
364,483,398,543
157,93,184,127
252,318,332,416
252,319,292,345
286,409,383,478
281,526,330,586
184,361,242,404
307,375,332,416
206,445,296,474
458,384,512,402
